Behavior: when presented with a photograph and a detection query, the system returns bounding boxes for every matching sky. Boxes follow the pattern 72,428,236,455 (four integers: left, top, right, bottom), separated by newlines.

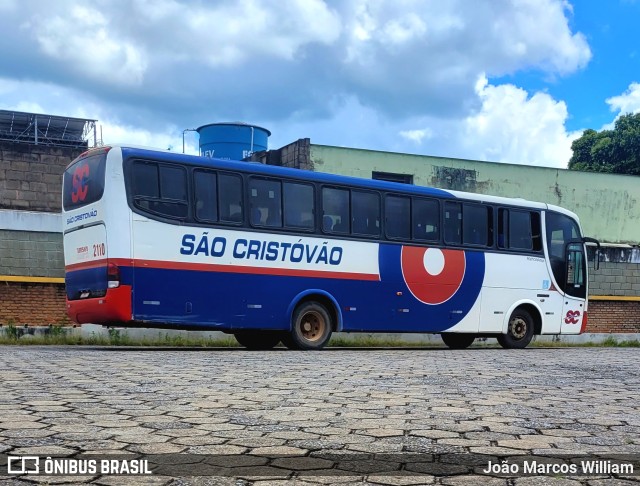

1,0,639,169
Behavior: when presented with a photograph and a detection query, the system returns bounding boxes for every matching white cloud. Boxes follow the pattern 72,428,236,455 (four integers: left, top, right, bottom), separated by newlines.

31,5,148,86
460,76,579,167
0,0,592,169
399,128,433,145
606,82,640,115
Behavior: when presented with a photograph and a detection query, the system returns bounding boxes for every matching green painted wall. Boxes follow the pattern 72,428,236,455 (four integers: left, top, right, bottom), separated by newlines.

310,145,640,245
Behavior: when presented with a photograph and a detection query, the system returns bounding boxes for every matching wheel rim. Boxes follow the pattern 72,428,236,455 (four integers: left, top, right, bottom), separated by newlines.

298,310,326,342
509,316,528,340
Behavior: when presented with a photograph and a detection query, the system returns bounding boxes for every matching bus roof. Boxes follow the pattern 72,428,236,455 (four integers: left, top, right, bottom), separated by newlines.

110,145,574,216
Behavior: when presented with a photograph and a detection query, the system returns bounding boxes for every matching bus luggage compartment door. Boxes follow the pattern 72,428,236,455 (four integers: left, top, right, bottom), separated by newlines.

64,224,109,300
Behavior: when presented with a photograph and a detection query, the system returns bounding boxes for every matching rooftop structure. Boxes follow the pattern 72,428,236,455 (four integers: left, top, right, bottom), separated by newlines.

0,109,97,148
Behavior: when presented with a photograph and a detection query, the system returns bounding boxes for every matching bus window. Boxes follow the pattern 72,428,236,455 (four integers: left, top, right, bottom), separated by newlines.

498,208,542,251
323,187,349,233
385,195,410,239
463,204,490,246
444,202,462,244
194,170,218,222
412,198,439,242
509,210,533,250
352,190,380,237
283,182,314,230
249,178,282,228
219,173,243,223
63,152,107,210
131,161,187,219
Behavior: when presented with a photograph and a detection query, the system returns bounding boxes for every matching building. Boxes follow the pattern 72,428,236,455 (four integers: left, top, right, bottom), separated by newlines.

1,111,638,333
0,110,95,326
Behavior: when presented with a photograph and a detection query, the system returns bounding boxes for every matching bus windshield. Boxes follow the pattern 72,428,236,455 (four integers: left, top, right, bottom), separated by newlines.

63,151,107,210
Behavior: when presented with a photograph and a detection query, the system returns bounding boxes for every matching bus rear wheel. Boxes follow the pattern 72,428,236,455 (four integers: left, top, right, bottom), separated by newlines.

283,301,333,350
497,308,534,349
441,333,475,349
234,331,281,350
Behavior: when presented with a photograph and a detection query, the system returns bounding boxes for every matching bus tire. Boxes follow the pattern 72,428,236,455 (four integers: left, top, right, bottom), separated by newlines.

285,301,333,350
441,333,475,349
234,331,281,350
497,308,534,349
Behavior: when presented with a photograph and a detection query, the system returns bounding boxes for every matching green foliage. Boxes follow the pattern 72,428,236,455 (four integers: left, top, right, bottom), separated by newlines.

569,113,640,175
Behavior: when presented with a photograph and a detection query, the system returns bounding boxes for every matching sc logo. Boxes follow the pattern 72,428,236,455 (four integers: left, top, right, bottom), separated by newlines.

564,310,581,324
71,164,90,203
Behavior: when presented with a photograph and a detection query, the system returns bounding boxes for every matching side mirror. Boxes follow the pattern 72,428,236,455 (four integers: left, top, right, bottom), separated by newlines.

583,237,601,271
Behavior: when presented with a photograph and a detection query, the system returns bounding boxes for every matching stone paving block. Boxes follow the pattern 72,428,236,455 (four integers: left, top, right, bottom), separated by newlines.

1,347,640,484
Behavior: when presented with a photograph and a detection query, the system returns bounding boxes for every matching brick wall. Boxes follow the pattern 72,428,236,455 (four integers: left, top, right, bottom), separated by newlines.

0,230,63,278
586,300,640,333
0,282,68,325
0,141,85,212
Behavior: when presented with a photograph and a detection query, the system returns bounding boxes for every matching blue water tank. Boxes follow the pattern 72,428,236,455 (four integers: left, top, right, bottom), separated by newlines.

197,122,270,160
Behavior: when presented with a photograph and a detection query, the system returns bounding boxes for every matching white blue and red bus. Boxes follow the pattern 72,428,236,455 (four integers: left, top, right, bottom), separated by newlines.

62,145,598,350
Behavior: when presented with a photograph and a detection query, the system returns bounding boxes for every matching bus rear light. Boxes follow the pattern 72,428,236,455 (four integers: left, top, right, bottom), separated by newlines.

580,311,588,334
107,263,120,288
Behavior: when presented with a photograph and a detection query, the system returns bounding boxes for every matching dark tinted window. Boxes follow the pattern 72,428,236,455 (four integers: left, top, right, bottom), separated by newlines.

218,173,243,223
132,162,158,198
63,153,107,210
498,208,542,251
385,195,410,239
352,191,380,237
444,202,462,244
413,198,439,241
249,178,282,228
194,170,218,222
131,161,187,219
284,182,314,230
323,187,349,233
509,210,533,250
463,204,490,246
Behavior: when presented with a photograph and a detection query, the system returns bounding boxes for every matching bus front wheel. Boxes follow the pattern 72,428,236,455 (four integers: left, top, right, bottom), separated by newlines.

283,301,333,350
441,333,475,349
497,308,534,349
234,331,281,350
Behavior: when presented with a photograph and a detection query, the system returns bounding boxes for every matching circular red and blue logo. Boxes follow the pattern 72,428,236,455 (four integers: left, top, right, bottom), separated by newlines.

401,246,466,305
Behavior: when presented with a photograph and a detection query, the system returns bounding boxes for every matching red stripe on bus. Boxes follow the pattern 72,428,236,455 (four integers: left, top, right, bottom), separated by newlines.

65,258,109,271
67,258,380,281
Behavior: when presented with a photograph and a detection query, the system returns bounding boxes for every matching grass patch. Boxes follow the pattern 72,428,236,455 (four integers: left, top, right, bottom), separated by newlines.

1,325,639,348
0,325,239,347
328,335,440,347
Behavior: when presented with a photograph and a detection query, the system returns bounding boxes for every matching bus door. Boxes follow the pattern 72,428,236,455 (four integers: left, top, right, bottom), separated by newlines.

560,242,587,333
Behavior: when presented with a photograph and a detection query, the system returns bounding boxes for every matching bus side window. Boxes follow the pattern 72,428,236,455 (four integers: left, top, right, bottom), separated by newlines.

323,187,349,234
194,170,218,222
283,182,314,230
249,178,282,228
385,195,410,239
462,203,490,246
412,198,439,241
444,202,462,244
352,190,380,237
509,210,533,250
219,173,243,223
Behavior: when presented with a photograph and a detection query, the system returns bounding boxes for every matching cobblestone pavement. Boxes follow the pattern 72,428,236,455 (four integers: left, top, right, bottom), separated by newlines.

1,346,640,485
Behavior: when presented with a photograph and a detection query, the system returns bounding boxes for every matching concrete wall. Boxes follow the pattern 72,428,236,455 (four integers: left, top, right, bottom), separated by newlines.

0,230,63,278
589,262,640,297
310,145,640,245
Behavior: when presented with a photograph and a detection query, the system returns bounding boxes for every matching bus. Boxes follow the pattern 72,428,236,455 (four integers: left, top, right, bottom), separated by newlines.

62,145,599,350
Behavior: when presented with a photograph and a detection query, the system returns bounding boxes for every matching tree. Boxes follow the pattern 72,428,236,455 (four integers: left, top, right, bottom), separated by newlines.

568,113,640,175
